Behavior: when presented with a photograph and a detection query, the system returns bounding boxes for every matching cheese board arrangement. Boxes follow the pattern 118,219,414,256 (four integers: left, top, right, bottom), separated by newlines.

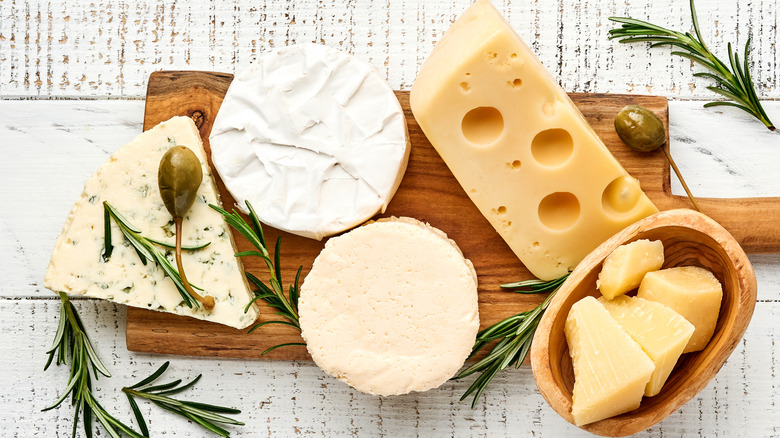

39,0,777,436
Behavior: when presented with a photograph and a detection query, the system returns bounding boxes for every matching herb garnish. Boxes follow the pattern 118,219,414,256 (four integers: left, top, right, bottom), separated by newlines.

43,292,145,438
454,274,570,408
44,293,241,437
609,0,775,131
211,201,304,355
103,201,210,309
123,361,244,437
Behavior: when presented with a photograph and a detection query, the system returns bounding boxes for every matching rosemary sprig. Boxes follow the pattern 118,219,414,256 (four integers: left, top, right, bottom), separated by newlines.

210,201,305,355
43,292,145,438
454,273,570,408
123,362,244,437
103,201,210,309
609,0,775,131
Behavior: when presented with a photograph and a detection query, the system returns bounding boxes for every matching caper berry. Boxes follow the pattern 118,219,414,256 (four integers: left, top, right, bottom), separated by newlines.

158,146,203,219
614,105,667,152
158,145,214,310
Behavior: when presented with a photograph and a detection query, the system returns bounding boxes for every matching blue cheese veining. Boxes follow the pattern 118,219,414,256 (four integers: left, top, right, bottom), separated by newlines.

44,116,258,329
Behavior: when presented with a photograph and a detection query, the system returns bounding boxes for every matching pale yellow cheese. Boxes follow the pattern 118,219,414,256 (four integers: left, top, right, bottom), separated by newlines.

409,0,658,280
598,296,694,396
597,239,664,300
565,296,654,426
638,266,723,353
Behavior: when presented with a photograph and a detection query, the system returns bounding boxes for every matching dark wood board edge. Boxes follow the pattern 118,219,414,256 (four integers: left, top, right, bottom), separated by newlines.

127,70,779,360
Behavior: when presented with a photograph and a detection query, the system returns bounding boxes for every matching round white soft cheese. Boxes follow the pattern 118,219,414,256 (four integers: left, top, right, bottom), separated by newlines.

299,217,479,396
210,44,410,240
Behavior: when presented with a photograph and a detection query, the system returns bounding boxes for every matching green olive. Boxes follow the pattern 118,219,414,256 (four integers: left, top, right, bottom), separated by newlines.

614,105,667,152
614,105,703,213
158,146,203,218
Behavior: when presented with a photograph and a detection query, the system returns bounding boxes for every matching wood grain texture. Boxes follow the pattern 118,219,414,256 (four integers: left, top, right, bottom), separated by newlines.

4,100,779,438
3,0,780,435
1,1,779,101
126,71,660,359
127,70,780,360
6,298,776,438
532,209,757,436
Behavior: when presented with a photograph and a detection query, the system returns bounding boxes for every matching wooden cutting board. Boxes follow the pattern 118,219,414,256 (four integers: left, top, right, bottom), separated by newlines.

127,70,780,360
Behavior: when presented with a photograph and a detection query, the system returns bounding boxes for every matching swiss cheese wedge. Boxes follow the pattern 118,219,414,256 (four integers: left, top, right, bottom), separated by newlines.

410,0,658,280
44,117,258,329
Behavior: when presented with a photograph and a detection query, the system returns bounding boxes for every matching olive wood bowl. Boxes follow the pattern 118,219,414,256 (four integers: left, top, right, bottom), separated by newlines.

530,209,757,437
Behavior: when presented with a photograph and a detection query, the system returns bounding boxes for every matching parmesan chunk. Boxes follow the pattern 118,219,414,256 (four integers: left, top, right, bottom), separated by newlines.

565,296,654,426
597,239,664,300
638,266,723,353
598,295,694,396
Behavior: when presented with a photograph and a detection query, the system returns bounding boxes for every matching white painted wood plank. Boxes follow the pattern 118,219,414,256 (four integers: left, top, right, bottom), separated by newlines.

669,102,780,198
4,299,777,437
4,100,780,301
1,0,779,99
0,101,144,300
1,98,779,436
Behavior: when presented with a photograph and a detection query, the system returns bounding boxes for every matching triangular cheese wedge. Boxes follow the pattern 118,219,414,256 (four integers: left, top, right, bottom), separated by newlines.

598,296,694,396
565,296,654,426
44,116,258,329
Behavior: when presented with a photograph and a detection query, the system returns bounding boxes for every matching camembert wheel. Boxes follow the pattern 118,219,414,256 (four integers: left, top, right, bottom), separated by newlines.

210,44,410,241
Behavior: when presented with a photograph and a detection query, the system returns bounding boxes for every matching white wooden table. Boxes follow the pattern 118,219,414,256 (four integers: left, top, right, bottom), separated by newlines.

3,1,779,436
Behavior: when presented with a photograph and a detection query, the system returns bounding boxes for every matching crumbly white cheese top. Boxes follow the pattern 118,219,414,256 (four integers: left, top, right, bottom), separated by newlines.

299,217,479,396
44,116,259,329
209,43,410,240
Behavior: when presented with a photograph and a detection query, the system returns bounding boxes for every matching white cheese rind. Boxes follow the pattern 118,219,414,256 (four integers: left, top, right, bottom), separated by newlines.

299,217,479,396
43,116,259,329
210,43,411,240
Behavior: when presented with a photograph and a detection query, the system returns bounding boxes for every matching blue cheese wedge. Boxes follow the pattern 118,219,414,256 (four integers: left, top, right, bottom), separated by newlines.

299,217,479,395
44,116,258,329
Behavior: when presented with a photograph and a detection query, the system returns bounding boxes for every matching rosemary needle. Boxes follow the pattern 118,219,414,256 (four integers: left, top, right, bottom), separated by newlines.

454,273,570,408
211,201,305,355
123,362,244,437
609,0,775,131
44,292,145,438
103,201,209,309
44,294,241,437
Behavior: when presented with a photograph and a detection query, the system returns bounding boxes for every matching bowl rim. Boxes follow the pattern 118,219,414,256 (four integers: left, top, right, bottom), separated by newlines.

530,209,757,437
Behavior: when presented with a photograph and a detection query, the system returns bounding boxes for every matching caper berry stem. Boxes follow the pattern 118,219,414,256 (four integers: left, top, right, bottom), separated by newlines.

174,217,215,310
662,147,703,213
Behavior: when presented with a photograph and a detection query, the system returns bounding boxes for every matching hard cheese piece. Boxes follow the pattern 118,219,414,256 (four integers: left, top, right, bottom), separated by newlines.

597,239,665,300
210,44,410,241
565,296,654,426
299,217,479,396
638,266,723,353
44,117,259,329
409,0,658,280
598,296,694,396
